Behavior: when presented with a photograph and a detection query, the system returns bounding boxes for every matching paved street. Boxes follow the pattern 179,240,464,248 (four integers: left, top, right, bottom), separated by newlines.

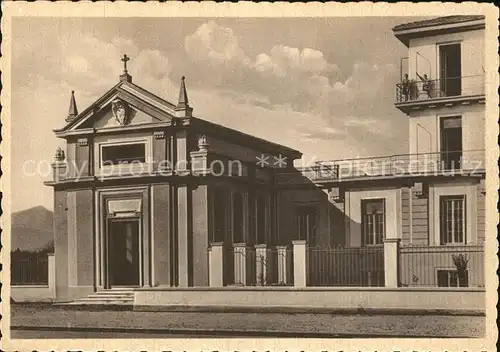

11,329,223,338
9,304,485,338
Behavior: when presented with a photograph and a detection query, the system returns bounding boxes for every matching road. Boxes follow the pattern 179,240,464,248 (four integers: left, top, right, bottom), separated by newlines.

11,329,223,338
10,303,485,338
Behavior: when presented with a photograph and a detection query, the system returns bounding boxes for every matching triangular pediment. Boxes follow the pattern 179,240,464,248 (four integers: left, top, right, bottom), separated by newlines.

56,81,177,134
88,103,160,129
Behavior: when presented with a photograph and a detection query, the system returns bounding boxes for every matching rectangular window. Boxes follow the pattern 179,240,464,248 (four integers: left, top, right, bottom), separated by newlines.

297,206,317,245
437,269,469,287
101,143,146,165
440,195,466,244
440,116,462,170
361,199,385,245
439,43,462,96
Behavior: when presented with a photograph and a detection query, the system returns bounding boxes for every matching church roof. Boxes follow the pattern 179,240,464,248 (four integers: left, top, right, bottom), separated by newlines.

55,76,301,158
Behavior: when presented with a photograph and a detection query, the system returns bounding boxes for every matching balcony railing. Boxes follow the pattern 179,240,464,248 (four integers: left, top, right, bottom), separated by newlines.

276,149,485,184
396,75,484,103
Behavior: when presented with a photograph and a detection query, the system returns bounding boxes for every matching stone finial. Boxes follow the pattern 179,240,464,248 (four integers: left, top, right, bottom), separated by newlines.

174,76,193,117
55,147,65,161
177,76,189,108
66,90,78,122
198,135,210,152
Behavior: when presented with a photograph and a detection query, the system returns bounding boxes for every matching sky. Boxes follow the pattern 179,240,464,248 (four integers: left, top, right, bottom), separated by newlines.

10,17,421,212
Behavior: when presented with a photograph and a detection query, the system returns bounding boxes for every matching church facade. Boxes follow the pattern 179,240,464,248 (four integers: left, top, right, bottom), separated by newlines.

45,62,302,300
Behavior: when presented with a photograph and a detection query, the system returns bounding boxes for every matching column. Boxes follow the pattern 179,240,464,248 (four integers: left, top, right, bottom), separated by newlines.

52,161,67,182
255,244,269,286
276,245,289,284
48,254,56,300
75,138,91,177
292,240,307,287
151,184,171,286
209,242,224,287
177,185,191,287
233,243,247,285
383,238,400,288
54,190,69,301
192,184,210,286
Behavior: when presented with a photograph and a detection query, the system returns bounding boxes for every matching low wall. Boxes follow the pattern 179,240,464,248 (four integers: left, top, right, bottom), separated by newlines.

11,285,55,303
11,254,56,303
134,287,485,314
399,245,485,287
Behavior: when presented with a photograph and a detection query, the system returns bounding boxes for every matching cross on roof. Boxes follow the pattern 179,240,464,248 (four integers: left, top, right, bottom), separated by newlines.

121,54,130,73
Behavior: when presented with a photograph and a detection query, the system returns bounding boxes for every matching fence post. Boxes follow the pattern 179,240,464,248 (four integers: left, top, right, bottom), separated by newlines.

276,245,289,285
209,242,224,287
255,244,269,286
383,238,400,288
47,253,56,300
292,240,307,288
233,243,247,285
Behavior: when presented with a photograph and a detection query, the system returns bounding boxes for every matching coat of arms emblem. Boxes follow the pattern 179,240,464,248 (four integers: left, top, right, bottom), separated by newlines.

111,99,128,125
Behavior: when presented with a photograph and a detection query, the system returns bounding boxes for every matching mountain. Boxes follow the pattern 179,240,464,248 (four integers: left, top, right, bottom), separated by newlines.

11,206,54,252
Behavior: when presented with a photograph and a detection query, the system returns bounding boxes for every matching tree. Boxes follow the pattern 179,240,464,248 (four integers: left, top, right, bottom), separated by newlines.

451,254,469,287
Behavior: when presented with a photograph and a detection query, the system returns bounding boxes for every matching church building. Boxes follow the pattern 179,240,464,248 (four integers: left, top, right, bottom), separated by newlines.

44,16,486,303
45,56,301,301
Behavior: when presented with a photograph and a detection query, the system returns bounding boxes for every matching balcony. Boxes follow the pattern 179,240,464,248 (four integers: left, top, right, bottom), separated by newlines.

275,149,485,185
395,75,485,113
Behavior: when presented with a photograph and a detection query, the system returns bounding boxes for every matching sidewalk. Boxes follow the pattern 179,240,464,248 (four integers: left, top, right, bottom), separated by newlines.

10,303,485,338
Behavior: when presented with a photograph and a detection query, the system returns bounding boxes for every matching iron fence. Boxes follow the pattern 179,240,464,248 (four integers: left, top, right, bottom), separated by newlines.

222,245,294,286
308,246,385,287
223,244,235,286
253,246,294,286
11,253,49,285
395,75,484,103
399,244,484,287
276,149,484,184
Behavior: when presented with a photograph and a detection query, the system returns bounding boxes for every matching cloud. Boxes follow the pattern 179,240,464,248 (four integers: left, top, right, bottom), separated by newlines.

298,127,348,142
185,21,248,64
134,49,171,80
180,22,401,147
182,22,340,107
178,21,406,158
255,45,338,77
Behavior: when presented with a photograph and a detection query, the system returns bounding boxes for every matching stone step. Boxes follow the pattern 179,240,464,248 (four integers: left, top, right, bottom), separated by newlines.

105,287,135,291
83,295,134,301
88,292,134,297
65,300,133,306
97,289,135,294
65,289,135,306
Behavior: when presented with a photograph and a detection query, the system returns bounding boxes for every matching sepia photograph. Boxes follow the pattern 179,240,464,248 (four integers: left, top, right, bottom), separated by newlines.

0,2,497,350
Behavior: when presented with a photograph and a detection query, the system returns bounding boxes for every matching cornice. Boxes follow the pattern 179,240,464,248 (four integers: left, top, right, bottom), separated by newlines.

55,121,175,139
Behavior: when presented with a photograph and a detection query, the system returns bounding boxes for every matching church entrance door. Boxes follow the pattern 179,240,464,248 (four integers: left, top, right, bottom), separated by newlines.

107,219,140,287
